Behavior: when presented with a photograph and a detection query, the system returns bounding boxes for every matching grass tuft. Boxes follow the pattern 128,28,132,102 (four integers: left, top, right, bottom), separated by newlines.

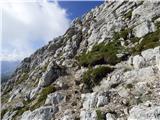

82,66,114,91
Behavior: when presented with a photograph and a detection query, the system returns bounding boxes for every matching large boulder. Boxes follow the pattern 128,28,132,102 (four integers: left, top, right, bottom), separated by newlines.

123,66,156,83
81,92,109,109
141,47,160,66
80,110,97,120
45,92,64,105
128,105,160,120
133,21,156,38
132,55,145,69
21,106,58,120
38,61,62,87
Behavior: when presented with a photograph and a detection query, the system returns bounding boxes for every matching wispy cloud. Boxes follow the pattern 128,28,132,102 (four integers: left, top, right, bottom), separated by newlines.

0,0,70,61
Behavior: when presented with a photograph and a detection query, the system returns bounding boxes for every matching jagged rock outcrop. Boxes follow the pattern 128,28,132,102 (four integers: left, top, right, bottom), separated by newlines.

128,104,160,120
1,1,160,120
21,106,58,120
45,92,64,105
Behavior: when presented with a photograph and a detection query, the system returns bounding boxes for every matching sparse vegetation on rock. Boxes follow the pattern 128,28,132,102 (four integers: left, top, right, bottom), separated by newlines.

82,66,114,91
77,41,123,67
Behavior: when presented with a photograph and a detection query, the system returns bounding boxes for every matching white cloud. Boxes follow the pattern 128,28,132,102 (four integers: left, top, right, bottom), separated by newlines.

0,0,70,61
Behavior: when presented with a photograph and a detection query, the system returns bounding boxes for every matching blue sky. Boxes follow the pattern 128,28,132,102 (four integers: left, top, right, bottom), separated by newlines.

1,0,103,61
59,1,103,20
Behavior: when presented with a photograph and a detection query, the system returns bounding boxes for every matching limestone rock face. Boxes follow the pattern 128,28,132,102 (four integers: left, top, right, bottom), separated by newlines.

2,111,17,120
128,105,160,120
38,61,62,87
132,55,145,69
81,92,109,109
1,1,160,120
80,110,97,120
45,92,64,105
133,21,156,38
21,106,58,120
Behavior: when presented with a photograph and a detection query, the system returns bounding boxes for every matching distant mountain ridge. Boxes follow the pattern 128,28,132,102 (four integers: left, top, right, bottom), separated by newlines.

1,61,20,83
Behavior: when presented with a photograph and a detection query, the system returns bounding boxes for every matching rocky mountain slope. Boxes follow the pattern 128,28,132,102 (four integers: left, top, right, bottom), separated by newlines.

1,1,160,120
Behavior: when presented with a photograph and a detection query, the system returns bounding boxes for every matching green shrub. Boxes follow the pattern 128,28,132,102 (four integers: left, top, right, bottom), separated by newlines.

126,83,133,89
78,41,123,67
130,36,140,43
83,66,114,90
124,10,132,20
131,29,160,54
113,28,131,40
152,16,159,22
12,107,29,120
155,21,160,29
96,110,105,120
1,109,8,119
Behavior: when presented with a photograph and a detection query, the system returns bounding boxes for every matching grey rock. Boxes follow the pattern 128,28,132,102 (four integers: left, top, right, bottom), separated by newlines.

141,46,160,65
81,92,108,109
29,87,41,99
81,93,98,109
61,109,74,120
133,21,156,38
80,110,97,120
156,54,160,71
2,1,160,120
97,95,108,107
118,87,129,98
123,66,156,83
2,111,17,120
132,55,145,69
106,113,116,120
8,88,22,102
13,101,24,110
45,92,64,105
21,106,58,120
128,105,160,120
38,61,61,87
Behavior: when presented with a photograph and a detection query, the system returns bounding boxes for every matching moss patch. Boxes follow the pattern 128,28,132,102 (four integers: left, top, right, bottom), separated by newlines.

83,66,114,91
96,110,105,120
